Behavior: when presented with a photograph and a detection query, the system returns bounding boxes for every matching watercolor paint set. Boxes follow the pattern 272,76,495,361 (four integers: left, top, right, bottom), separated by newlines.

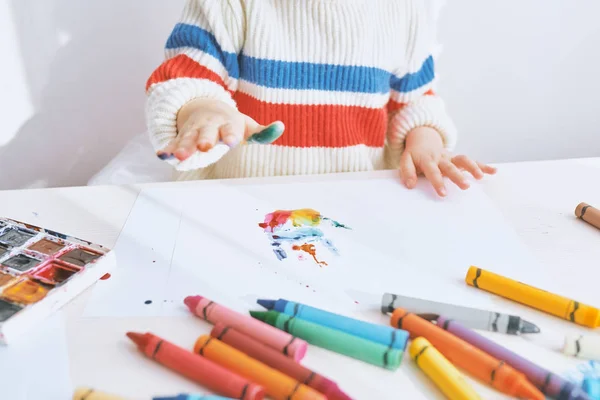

0,217,115,345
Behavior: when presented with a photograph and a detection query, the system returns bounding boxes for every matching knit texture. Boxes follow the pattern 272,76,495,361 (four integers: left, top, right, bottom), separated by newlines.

146,0,457,180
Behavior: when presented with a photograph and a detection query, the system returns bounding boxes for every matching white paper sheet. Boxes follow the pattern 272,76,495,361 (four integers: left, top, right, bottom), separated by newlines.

0,312,72,400
84,175,546,320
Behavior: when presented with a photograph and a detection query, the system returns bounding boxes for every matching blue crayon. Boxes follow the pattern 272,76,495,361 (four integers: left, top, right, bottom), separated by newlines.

153,395,235,400
583,377,600,400
257,298,409,350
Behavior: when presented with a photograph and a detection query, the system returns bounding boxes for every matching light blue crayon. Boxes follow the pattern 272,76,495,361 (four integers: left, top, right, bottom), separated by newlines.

257,298,409,351
153,395,235,400
583,377,600,400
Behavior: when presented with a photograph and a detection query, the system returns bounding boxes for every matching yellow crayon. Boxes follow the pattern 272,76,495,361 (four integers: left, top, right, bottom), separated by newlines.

73,387,127,400
409,337,481,400
466,266,600,328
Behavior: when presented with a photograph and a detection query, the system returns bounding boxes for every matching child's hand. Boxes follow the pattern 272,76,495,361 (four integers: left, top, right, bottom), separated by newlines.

158,98,284,161
400,127,496,197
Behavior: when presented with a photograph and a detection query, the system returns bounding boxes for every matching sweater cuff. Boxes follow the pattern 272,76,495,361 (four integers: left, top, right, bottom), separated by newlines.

146,78,237,171
389,95,458,154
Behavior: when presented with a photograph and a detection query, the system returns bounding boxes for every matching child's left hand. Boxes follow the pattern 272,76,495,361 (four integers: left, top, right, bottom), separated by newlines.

400,127,496,197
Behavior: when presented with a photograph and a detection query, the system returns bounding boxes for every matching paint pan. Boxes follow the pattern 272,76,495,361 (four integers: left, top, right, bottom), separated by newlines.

0,271,16,288
1,278,50,305
0,217,115,345
0,228,36,247
59,247,102,267
1,254,42,273
27,238,65,256
0,243,11,258
33,261,81,286
0,299,22,322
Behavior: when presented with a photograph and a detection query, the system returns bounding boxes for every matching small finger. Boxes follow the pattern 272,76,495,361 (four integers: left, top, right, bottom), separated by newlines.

196,125,220,152
219,122,244,147
440,160,470,190
173,129,200,161
452,155,484,179
478,161,497,175
422,161,447,197
246,119,285,144
157,140,178,160
400,152,418,189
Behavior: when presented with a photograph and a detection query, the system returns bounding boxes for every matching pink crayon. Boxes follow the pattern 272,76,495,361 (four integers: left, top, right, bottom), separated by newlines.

184,296,308,361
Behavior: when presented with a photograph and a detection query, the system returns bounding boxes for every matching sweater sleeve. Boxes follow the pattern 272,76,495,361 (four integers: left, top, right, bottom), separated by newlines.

386,0,457,160
145,0,244,171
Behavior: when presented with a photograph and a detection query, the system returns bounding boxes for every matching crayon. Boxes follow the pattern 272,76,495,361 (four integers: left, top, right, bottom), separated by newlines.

153,395,235,400
409,337,481,400
576,203,600,230
126,332,265,400
465,266,600,328
258,298,408,350
210,323,352,400
583,377,600,400
251,310,404,370
184,295,307,361
436,316,590,400
193,335,326,400
73,388,127,400
381,292,540,335
390,309,544,400
564,335,600,360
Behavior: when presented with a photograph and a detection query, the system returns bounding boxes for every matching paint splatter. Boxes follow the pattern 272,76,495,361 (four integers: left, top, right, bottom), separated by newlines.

99,273,111,280
144,300,152,305
259,208,350,266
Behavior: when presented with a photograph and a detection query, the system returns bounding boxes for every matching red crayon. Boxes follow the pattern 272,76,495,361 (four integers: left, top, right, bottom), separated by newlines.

185,296,308,361
211,323,353,400
126,332,265,400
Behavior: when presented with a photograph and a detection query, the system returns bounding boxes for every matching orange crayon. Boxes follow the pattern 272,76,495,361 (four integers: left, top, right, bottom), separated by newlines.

466,266,600,328
194,335,326,400
390,309,544,400
576,202,600,230
127,332,264,400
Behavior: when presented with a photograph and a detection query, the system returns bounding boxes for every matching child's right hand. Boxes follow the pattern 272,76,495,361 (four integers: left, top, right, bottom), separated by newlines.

158,98,284,162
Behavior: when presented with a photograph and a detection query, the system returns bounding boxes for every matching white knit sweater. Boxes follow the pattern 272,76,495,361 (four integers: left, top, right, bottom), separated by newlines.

146,0,456,181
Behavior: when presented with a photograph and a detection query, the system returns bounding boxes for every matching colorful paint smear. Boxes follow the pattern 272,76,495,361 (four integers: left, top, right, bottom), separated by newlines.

259,209,350,266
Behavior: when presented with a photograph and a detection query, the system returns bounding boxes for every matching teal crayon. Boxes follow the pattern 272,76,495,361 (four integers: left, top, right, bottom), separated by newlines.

258,298,408,351
250,310,404,370
153,395,235,400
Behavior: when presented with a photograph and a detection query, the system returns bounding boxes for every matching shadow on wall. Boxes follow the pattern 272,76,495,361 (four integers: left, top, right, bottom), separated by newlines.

0,0,183,190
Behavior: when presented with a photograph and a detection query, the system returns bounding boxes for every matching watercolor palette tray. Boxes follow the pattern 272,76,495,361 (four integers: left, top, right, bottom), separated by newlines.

0,217,115,345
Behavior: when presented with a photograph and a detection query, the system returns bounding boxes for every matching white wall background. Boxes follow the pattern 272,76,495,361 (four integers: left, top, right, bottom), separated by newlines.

0,0,599,190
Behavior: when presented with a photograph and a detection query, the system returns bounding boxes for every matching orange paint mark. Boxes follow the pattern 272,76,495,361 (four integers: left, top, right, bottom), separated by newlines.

292,244,327,267
100,273,111,280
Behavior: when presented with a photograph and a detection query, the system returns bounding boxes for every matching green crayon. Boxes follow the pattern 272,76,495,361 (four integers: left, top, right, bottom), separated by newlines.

250,310,403,370
247,122,285,144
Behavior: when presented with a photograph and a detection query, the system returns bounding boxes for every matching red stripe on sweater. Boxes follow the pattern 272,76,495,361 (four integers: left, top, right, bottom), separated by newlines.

234,92,387,148
146,54,231,93
387,89,435,112
387,100,406,113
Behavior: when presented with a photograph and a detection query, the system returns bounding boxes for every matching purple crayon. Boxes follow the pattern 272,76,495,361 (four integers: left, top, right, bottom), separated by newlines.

435,316,590,400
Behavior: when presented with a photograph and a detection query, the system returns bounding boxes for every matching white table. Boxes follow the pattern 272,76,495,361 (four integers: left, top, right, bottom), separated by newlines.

1,158,599,400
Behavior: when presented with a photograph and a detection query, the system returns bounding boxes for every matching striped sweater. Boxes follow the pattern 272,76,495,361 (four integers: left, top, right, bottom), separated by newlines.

146,0,457,181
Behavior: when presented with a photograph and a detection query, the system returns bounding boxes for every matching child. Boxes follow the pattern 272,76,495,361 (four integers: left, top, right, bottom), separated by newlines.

146,0,495,197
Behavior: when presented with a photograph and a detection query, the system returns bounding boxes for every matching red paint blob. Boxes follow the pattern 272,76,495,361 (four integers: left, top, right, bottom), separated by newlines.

100,273,111,280
354,301,359,304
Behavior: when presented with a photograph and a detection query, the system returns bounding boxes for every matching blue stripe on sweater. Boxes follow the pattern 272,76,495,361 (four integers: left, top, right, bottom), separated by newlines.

166,23,434,94
390,56,435,93
166,23,240,79
238,55,391,93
